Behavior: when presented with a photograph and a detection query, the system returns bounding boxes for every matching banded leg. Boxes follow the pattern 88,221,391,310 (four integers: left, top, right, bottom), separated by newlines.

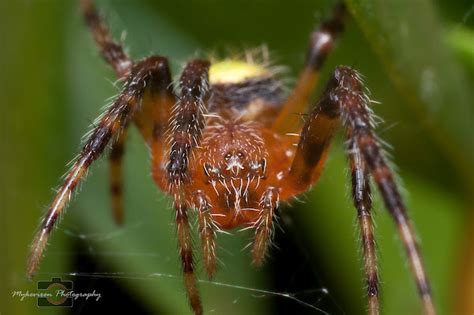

289,66,436,314
286,80,339,193
167,60,210,315
175,202,202,315
348,135,379,315
272,2,346,133
195,191,217,279
252,187,279,266
81,0,136,224
82,0,130,225
167,59,210,185
26,57,171,279
336,67,435,315
80,0,132,78
109,128,128,225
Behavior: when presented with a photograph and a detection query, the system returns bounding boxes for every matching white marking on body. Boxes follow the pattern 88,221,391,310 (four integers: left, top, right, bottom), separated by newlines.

211,180,219,196
231,180,242,213
314,31,332,52
226,156,245,175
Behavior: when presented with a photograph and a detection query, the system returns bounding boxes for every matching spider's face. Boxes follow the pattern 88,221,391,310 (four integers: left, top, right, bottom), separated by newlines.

199,122,267,181
189,121,272,228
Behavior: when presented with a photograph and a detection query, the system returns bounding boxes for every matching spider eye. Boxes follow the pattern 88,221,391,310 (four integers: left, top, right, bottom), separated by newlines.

224,151,245,160
250,158,266,176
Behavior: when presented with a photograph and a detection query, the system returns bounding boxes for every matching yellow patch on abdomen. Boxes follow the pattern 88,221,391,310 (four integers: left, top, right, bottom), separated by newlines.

209,60,269,85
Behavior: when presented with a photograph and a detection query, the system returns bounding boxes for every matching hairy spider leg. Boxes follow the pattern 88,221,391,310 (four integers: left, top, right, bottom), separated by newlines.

272,2,346,134
81,0,132,78
288,66,436,315
175,201,201,315
81,0,134,225
194,191,217,279
26,57,171,279
165,60,211,315
135,56,212,314
347,132,379,315
251,187,279,266
167,60,210,185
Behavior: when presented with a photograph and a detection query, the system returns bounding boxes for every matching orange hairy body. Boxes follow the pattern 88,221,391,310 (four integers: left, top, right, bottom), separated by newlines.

187,121,295,229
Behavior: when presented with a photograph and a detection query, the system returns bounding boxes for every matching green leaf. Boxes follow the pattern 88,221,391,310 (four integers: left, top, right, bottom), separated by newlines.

446,25,474,74
0,2,70,315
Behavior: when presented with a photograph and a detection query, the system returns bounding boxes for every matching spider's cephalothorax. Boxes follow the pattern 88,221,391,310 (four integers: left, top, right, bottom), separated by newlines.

27,1,437,315
157,61,293,231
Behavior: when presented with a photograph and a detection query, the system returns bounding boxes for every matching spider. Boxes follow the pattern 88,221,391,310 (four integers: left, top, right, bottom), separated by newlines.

27,1,436,314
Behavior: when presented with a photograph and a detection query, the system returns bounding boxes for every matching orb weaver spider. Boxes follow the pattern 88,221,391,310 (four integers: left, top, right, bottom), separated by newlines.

27,1,436,314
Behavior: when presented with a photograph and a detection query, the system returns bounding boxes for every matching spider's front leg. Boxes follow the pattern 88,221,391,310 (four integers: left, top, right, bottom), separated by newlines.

252,187,279,266
347,133,379,314
163,59,211,315
287,67,436,315
26,56,172,279
194,191,217,279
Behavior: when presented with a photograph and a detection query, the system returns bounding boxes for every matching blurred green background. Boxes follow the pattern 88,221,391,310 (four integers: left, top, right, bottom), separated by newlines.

1,0,473,314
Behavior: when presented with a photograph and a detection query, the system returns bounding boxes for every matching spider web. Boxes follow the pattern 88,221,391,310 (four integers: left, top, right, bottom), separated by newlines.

39,219,345,315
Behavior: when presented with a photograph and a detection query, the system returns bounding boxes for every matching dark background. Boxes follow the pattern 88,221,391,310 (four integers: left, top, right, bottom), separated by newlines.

1,0,473,314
